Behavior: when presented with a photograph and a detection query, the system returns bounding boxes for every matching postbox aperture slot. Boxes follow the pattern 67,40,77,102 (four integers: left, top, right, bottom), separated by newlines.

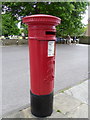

46,31,56,35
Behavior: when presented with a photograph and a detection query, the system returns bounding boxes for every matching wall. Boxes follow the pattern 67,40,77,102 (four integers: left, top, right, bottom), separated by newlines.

1,39,28,45
79,37,90,44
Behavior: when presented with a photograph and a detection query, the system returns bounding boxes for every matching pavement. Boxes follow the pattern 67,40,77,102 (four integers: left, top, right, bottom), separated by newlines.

3,80,88,118
1,44,88,117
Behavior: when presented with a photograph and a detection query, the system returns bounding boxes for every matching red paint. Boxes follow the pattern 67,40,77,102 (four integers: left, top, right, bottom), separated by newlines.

23,14,61,95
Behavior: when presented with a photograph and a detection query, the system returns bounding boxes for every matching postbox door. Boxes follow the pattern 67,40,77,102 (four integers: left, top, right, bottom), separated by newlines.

29,39,56,95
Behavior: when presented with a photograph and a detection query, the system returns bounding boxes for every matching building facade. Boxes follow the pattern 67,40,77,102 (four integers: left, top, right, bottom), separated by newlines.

88,18,90,36
85,18,90,36
85,6,90,36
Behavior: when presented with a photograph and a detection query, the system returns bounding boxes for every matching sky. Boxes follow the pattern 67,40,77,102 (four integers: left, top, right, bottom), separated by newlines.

82,6,90,25
81,6,89,25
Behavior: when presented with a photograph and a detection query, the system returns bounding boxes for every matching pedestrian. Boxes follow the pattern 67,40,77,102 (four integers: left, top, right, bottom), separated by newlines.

67,35,71,44
73,36,77,43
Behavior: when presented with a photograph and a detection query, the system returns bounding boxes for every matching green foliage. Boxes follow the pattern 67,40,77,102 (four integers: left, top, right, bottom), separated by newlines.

2,2,88,36
2,13,20,36
57,110,62,113
72,26,87,36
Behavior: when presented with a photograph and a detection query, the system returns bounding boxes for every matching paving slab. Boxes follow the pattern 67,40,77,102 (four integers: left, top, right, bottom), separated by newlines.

5,107,66,119
48,111,66,118
53,93,81,115
5,93,82,118
64,80,88,104
4,108,34,118
66,104,88,118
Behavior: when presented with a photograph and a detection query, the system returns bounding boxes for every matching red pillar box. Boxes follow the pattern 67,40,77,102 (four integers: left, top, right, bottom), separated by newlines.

23,14,61,117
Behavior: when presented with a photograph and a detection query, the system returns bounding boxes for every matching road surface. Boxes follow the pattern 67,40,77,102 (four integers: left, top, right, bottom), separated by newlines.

1,44,88,116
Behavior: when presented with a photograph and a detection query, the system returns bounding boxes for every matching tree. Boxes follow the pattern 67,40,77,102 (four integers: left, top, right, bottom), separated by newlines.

2,2,88,36
2,13,20,36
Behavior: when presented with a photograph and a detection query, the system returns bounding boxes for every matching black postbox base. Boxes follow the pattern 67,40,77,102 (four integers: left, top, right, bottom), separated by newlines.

30,91,53,117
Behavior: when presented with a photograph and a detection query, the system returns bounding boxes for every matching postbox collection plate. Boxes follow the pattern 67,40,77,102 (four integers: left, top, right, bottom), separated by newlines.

48,41,55,57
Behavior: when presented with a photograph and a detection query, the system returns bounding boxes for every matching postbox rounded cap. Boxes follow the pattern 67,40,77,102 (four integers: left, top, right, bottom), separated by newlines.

23,14,61,26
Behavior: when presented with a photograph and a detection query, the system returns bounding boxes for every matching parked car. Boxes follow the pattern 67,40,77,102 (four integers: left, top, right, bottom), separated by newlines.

56,37,61,43
56,37,66,44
